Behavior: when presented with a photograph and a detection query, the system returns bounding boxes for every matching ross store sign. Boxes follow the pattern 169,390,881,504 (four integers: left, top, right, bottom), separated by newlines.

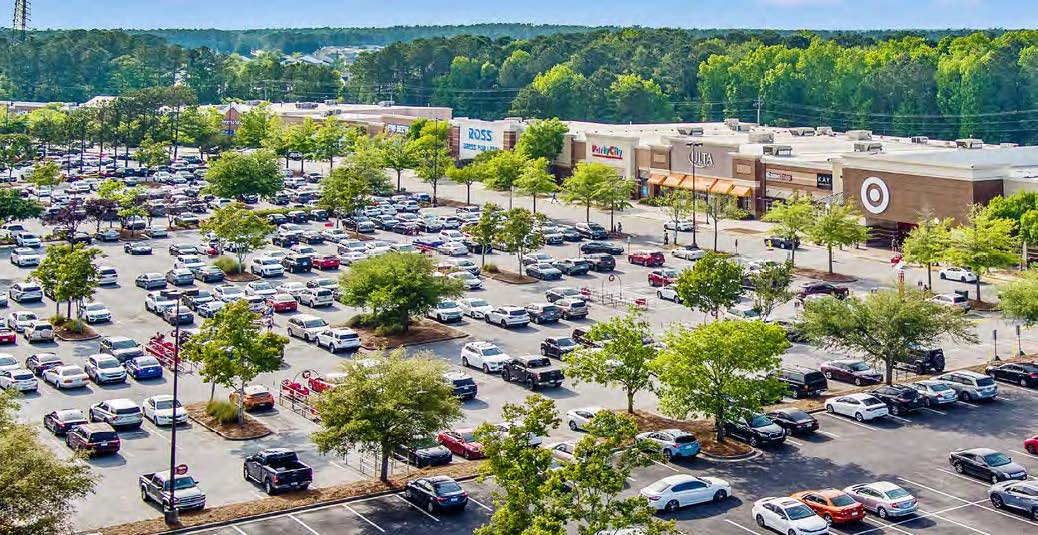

591,144,623,160
766,170,794,182
816,173,833,190
458,121,505,158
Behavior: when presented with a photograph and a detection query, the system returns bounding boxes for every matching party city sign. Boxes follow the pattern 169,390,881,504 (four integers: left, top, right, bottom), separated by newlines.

591,144,623,160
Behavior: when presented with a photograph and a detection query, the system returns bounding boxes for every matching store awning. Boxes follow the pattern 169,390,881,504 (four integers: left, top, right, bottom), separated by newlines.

710,180,734,195
662,174,686,188
765,188,792,200
730,185,752,198
648,173,667,186
684,177,715,192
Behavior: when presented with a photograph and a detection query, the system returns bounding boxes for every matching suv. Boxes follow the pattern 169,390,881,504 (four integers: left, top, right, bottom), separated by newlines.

460,341,510,373
9,282,43,303
89,398,144,430
65,422,120,456
575,222,609,240
581,253,616,271
776,367,828,399
286,315,329,342
250,257,284,277
628,250,666,267
525,303,562,324
869,385,926,415
485,306,530,328
298,287,334,308
281,254,313,274
764,235,800,249
935,370,999,402
100,336,143,363
723,414,787,447
540,336,579,359
501,355,564,390
443,371,477,401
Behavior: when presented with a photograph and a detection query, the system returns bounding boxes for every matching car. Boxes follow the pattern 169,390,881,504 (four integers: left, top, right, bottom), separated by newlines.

464,239,492,254
286,315,329,341
10,247,40,266
144,226,168,239
552,258,591,276
664,219,695,232
776,367,828,399
338,251,368,266
230,384,276,411
985,362,1038,387
948,448,1028,484
565,407,603,432
485,305,530,328
405,475,468,513
575,222,609,240
24,320,54,342
316,328,361,352
540,336,579,359
196,300,225,318
819,359,882,386
752,496,829,534
437,241,468,256
162,306,194,325
989,480,1038,520
766,407,819,436
66,422,121,456
460,341,510,373
245,281,277,298
428,299,464,322
135,272,167,290
798,282,849,299
168,243,198,256
545,287,583,303
640,474,732,512
139,470,206,511
271,233,299,248
724,414,787,447
939,266,979,283
843,482,917,519
526,303,562,324
7,310,37,332
250,257,285,277
174,255,206,272
0,328,15,344
243,448,313,495
628,250,666,267
527,262,563,280
790,488,866,526
437,429,484,459
165,268,195,286
929,293,971,312
89,398,144,429
84,354,126,384
825,393,890,422
0,368,37,391
194,266,225,283
635,429,701,461
276,281,307,299
265,293,298,313
97,266,119,286
458,298,493,319
869,384,926,415
24,352,62,376
43,409,89,435
764,235,800,249
648,268,680,287
14,231,40,247
580,241,624,255
444,371,477,401
141,395,187,426
448,270,483,289
43,365,89,389
935,370,999,401
904,380,958,407
522,252,556,266
212,284,245,302
312,254,340,270
394,435,453,468
125,356,163,380
9,282,43,302
554,297,589,319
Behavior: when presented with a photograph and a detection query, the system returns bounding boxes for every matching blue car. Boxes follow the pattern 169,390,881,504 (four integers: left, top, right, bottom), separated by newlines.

635,429,701,461
413,237,445,252
125,356,163,380
412,193,431,204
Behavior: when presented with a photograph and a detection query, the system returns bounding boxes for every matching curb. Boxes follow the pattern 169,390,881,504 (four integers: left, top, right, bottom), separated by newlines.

187,413,272,441
56,332,101,342
358,330,468,351
700,449,763,463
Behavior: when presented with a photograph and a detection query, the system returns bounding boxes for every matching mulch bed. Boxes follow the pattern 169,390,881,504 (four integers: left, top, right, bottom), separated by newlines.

348,318,469,350
970,299,998,312
485,269,537,284
435,199,470,208
726,227,763,236
99,462,483,535
625,410,754,458
55,324,100,341
225,272,260,282
118,230,149,241
794,267,857,283
185,402,272,440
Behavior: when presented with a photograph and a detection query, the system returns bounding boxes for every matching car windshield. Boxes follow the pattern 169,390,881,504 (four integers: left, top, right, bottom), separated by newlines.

480,346,502,356
984,453,1012,466
439,301,458,309
154,399,181,410
433,480,463,494
136,357,159,367
166,476,197,491
884,488,911,499
830,494,856,507
85,304,105,311
97,359,120,369
0,356,16,366
786,504,816,520
303,319,327,328
459,431,476,442
253,283,272,290
468,299,489,307
556,338,576,347
849,362,872,372
749,415,773,428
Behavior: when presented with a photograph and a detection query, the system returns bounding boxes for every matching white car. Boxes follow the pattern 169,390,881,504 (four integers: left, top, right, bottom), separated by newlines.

338,241,368,254
656,284,682,303
276,282,307,298
250,257,284,277
843,481,918,519
451,258,481,275
24,320,54,342
7,310,37,332
672,245,706,261
8,282,42,303
929,293,971,312
338,251,368,265
79,302,112,324
458,298,493,319
460,341,510,373
939,266,978,283
84,354,126,384
427,300,463,322
97,266,119,286
448,270,483,290
438,230,465,242
298,287,334,307
43,365,89,389
640,474,732,512
259,249,287,261
144,292,176,314
565,407,604,432
14,232,40,247
10,247,41,267
0,368,37,391
752,497,829,535
142,394,187,426
437,241,468,256
0,354,19,372
245,281,277,298
286,314,329,341
316,328,361,352
174,255,206,272
290,244,318,258
213,284,245,302
825,393,890,422
485,305,530,328
321,228,349,243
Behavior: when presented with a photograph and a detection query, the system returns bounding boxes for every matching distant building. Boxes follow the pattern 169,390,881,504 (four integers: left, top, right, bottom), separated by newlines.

213,100,452,137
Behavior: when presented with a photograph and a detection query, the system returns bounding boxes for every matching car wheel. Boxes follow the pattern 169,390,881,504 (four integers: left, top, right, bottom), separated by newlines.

426,500,436,514
826,405,834,414
1031,507,1038,521
878,507,888,519
528,378,537,391
664,449,674,462
854,412,864,422
569,420,578,431
755,514,766,527
500,320,507,328
461,357,469,368
940,273,947,280
243,466,250,481
1027,444,1037,455
713,490,727,502
657,291,663,299
890,405,900,416
747,436,758,447
140,487,149,502
992,474,1000,484
960,391,972,402
265,479,276,495
788,530,797,535
954,462,965,474
823,513,833,525
961,276,967,282
665,500,680,513
501,371,511,382
988,494,1004,509
824,371,833,379
482,364,491,374
1021,378,1030,387
854,377,863,386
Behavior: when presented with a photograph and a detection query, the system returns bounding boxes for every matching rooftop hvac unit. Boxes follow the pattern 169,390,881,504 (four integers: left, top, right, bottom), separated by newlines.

815,126,833,136
724,118,740,127
677,127,704,136
245,100,262,106
322,109,343,116
732,123,754,132
748,132,774,143
294,102,318,109
1000,142,1019,148
377,100,395,107
955,138,984,149
324,99,339,106
853,141,883,152
846,130,873,141
911,136,929,144
789,127,815,137
762,144,793,156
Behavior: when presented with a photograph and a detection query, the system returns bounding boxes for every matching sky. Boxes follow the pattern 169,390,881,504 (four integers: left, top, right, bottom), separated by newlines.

29,0,1038,30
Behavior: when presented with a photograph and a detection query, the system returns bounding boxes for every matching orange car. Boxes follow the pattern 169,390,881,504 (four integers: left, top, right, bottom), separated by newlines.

790,488,866,525
230,384,275,411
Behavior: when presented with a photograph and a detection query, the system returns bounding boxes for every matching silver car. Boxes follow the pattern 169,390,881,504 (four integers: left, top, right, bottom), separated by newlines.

844,481,918,519
905,380,958,406
989,480,1038,520
935,370,998,401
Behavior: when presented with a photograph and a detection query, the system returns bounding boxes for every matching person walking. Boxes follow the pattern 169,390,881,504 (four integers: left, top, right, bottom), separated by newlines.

550,192,559,204
616,222,622,235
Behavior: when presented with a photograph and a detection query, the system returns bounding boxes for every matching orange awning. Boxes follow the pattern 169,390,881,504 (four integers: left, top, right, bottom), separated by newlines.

662,174,685,188
710,180,734,195
648,173,667,186
730,185,751,198
684,177,715,192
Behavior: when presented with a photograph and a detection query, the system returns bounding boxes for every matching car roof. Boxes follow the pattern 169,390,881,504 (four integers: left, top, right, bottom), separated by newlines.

864,481,901,492
105,398,137,408
960,447,999,456
660,474,700,484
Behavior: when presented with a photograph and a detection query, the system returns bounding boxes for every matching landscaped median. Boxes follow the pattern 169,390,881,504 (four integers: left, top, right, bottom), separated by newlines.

625,409,755,458
98,462,484,535
343,317,468,350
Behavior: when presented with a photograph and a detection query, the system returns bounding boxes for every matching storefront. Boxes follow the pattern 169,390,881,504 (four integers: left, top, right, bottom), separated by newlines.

760,161,836,211
453,119,521,160
584,133,639,179
663,140,755,211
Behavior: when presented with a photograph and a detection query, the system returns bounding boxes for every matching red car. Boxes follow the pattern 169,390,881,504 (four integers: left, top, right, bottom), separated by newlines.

0,328,17,344
797,282,849,299
628,250,665,267
789,488,866,525
647,268,679,287
1025,436,1038,455
436,428,484,459
313,254,340,270
308,372,348,393
266,294,298,313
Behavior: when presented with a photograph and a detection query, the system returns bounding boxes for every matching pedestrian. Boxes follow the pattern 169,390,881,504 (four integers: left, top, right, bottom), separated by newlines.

550,192,558,204
616,222,622,235
663,232,669,245
917,280,924,290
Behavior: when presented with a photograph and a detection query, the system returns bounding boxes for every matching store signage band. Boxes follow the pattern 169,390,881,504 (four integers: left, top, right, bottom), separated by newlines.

765,170,794,182
462,126,501,154
689,150,715,169
816,173,833,190
591,144,624,160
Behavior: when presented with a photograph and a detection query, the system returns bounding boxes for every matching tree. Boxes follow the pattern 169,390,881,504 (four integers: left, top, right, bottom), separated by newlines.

0,189,42,227
654,189,695,245
31,243,100,318
285,118,318,172
312,117,348,168
380,135,416,192
116,186,147,236
901,216,953,289
596,178,635,233
312,349,461,482
134,136,169,169
236,103,278,148
0,392,95,534
515,158,558,214
339,251,464,333
414,146,453,206
674,251,744,320
998,269,1038,326
562,162,616,222
495,208,544,276
199,203,273,272
748,261,795,320
182,300,287,421
84,197,118,232
320,165,372,227
800,289,978,385
481,150,529,209
445,163,482,206
203,149,283,200
947,204,1020,301
761,192,815,265
467,203,503,267
564,308,657,413
28,160,62,188
0,133,32,180
514,118,568,161
808,202,869,274
695,194,748,251
608,74,676,123
655,320,789,442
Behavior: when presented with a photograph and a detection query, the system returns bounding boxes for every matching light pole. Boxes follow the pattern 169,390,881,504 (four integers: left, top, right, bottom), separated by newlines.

686,142,703,248
164,296,184,525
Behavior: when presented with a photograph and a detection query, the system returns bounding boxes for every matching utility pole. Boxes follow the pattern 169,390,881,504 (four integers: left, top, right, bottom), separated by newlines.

12,0,29,42
755,97,764,126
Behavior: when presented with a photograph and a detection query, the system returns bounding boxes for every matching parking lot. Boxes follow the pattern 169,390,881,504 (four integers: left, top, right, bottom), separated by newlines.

4,156,1037,531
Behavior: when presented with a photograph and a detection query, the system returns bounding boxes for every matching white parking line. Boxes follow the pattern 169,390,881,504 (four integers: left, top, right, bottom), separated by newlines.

923,510,991,535
468,496,493,512
395,494,440,521
816,430,841,439
342,504,385,533
958,400,980,408
934,467,989,486
651,459,680,472
975,503,1038,528
997,396,1015,401
722,519,762,534
819,413,882,431
853,501,978,535
859,518,917,535
328,460,348,471
898,477,970,503
1010,449,1038,460
994,383,1035,395
920,407,947,415
230,526,247,535
886,414,912,424
289,514,321,535
785,438,805,447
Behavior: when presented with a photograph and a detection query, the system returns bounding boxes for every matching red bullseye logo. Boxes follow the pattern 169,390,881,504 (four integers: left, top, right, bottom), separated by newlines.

861,176,890,214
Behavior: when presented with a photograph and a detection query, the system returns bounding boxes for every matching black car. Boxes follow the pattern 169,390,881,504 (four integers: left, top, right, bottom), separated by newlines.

527,263,563,281
526,303,562,324
267,213,288,225
123,243,153,255
238,193,259,204
764,235,800,249
309,209,329,222
984,362,1038,387
949,448,1028,483
722,414,787,447
405,476,468,512
273,193,290,206
286,211,309,224
575,223,609,240
559,226,583,242
581,253,616,272
868,385,926,415
464,239,492,254
272,234,299,248
183,290,215,311
765,408,819,435
282,254,313,273
776,367,828,399
392,222,420,236
394,436,453,468
25,353,63,376
194,266,225,283
540,336,579,359
580,241,624,255
298,231,324,245
553,258,591,276
43,409,89,435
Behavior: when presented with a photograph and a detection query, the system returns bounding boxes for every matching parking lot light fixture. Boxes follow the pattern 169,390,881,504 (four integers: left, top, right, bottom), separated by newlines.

164,296,183,525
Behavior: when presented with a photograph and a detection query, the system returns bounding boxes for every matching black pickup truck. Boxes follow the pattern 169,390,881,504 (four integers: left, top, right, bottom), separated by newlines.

501,355,564,390
242,448,313,495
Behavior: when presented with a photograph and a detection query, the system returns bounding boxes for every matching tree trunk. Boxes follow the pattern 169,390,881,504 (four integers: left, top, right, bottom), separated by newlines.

237,384,245,424
627,391,635,413
827,245,834,274
585,203,590,222
329,156,334,170
885,359,894,386
396,169,403,192
379,448,391,483
299,159,304,173
466,184,472,206
715,407,725,443
210,381,216,402
975,277,982,303
790,242,797,266
531,194,537,214
713,218,719,251
432,180,438,207
926,263,933,289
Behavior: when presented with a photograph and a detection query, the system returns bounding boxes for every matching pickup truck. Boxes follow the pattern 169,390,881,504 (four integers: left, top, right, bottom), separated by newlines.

139,470,206,511
242,448,313,495
501,355,564,390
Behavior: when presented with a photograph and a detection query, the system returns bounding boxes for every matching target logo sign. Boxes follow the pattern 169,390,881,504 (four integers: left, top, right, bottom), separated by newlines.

860,176,890,214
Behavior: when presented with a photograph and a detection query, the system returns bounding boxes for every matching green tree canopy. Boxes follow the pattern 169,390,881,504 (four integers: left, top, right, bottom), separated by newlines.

203,148,283,200
515,157,558,213
674,251,744,320
467,203,503,267
562,161,617,222
28,160,63,188
199,202,273,271
495,207,545,275
379,134,417,192
236,103,279,149
564,308,657,413
808,202,869,274
998,269,1038,326
514,118,568,161
748,261,795,320
761,192,815,265
900,216,953,288
947,204,1020,301
0,188,42,226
